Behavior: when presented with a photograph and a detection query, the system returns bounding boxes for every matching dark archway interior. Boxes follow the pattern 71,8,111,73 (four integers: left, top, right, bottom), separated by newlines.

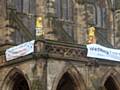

12,73,29,90
57,72,76,90
104,76,118,90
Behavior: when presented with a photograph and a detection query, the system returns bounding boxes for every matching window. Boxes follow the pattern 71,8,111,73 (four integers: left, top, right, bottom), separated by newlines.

104,76,118,90
56,0,73,20
97,0,108,28
7,0,35,14
96,5,102,27
102,8,106,27
55,0,74,37
15,0,23,12
86,4,97,25
7,0,35,44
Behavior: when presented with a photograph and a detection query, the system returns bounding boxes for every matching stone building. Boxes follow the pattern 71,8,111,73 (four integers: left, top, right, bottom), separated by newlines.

0,0,120,90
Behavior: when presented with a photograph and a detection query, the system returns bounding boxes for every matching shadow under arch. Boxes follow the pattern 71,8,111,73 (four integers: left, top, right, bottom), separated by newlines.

1,67,31,90
52,65,86,90
100,68,120,90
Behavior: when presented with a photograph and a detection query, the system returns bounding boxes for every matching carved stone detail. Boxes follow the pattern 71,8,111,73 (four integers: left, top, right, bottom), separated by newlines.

45,44,86,58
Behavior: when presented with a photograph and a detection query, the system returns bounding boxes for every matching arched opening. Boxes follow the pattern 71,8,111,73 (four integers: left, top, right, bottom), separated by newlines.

104,76,118,90
100,68,120,90
12,73,29,90
57,72,77,90
2,68,30,90
52,66,86,90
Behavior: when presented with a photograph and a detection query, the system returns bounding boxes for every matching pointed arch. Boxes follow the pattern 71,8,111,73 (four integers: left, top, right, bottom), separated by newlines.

1,67,31,90
52,65,86,90
100,68,120,90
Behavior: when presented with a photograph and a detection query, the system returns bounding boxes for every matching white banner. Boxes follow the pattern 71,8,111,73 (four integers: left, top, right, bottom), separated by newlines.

5,40,35,61
87,44,120,61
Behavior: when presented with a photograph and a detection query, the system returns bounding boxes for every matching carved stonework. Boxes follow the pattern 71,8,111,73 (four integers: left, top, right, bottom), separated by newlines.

36,41,87,59
45,42,87,59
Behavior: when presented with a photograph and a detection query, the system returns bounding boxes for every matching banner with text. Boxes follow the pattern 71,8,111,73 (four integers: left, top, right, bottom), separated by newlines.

87,44,120,61
5,40,35,61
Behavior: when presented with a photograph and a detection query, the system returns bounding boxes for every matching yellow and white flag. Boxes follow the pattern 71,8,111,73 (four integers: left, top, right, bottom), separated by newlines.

87,26,96,44
5,40,35,61
36,17,44,36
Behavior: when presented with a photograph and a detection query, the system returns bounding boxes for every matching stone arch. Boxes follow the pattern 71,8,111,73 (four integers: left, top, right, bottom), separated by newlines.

52,65,86,90
100,68,120,90
1,67,31,90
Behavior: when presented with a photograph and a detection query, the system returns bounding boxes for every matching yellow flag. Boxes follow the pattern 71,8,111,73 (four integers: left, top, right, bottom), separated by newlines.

87,26,96,44
36,17,44,36
36,17,43,28
88,26,95,37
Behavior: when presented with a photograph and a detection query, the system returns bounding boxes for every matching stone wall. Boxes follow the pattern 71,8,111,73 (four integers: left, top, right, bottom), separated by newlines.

0,56,46,90
47,58,120,90
0,40,120,90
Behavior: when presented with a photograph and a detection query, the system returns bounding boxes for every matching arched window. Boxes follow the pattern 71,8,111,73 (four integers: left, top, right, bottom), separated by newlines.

104,76,118,90
2,68,30,90
52,66,86,90
57,72,76,90
100,69,120,90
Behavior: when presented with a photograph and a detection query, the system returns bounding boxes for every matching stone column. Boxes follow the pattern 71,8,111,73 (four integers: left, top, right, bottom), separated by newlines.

0,0,6,18
0,0,15,44
36,0,57,40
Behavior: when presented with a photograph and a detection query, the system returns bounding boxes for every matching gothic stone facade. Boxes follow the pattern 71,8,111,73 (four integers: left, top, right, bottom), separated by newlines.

0,0,120,90
0,40,120,90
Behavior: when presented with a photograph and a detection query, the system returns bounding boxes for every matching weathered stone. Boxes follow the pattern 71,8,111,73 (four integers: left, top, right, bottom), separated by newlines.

0,0,120,90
